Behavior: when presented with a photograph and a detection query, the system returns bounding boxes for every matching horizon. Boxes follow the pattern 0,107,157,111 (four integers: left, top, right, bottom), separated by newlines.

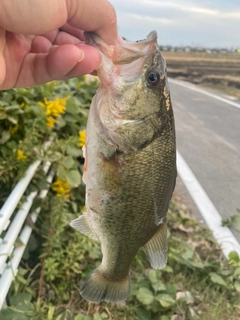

110,0,240,49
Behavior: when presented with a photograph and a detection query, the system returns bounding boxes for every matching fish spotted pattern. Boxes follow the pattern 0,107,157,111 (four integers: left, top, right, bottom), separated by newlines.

70,31,177,303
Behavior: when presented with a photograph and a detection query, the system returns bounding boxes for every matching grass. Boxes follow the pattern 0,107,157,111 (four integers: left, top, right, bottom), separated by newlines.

1,194,240,320
0,75,239,320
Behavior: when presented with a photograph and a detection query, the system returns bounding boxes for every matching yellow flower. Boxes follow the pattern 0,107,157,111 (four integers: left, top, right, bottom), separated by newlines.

46,116,56,128
52,178,71,199
39,97,68,128
39,97,68,115
79,130,86,147
16,149,27,161
20,103,25,108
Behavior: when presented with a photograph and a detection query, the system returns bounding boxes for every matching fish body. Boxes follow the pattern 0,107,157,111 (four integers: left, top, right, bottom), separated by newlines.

70,31,177,303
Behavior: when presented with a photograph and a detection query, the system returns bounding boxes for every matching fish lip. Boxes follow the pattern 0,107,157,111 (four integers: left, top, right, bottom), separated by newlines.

135,30,158,45
113,31,158,65
85,30,158,65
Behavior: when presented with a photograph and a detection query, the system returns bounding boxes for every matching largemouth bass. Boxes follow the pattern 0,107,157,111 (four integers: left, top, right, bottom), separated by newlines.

70,31,177,303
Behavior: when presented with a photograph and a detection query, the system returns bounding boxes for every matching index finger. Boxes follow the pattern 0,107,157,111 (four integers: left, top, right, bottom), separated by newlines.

0,0,118,44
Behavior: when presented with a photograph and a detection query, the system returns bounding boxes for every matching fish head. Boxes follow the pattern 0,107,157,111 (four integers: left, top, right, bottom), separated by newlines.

85,31,171,128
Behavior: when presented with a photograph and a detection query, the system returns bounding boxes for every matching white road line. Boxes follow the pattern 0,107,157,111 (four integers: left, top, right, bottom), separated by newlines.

169,78,240,110
177,150,240,258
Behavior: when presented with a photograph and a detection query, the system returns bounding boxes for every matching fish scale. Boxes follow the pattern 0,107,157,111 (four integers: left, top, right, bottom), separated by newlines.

70,30,176,303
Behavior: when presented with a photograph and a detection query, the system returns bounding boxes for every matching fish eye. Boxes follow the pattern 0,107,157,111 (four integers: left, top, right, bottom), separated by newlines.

147,70,161,86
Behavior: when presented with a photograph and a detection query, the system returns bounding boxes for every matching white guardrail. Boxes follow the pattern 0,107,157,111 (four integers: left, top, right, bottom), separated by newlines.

0,157,54,309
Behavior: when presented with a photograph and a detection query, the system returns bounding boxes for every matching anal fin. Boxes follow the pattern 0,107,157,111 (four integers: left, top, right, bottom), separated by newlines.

70,212,98,241
143,219,168,270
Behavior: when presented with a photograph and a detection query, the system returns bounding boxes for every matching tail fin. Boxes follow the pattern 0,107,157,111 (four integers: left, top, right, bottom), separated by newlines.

80,268,130,303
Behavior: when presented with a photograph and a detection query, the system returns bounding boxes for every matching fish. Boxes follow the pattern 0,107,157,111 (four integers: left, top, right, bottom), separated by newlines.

70,30,177,303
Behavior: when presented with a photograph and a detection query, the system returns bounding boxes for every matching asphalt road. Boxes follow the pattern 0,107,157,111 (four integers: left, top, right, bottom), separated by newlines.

169,79,240,242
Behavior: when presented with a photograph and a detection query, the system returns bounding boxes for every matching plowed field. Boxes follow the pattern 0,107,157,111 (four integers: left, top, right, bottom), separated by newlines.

164,51,240,98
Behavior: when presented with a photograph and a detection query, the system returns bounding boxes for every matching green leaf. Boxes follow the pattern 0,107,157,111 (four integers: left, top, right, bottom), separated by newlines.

100,312,108,319
47,305,55,320
161,316,170,320
222,214,240,231
56,117,66,128
36,179,49,191
31,198,43,212
155,294,176,308
47,152,62,162
67,145,82,157
152,282,166,292
64,114,77,123
66,101,80,114
57,164,66,179
233,267,240,277
189,260,205,269
66,170,81,187
93,314,102,320
228,251,240,263
162,266,173,273
71,201,78,213
209,272,227,287
0,309,29,320
0,112,7,119
7,116,18,124
166,285,176,295
57,311,74,320
136,287,154,305
148,267,165,293
74,315,91,320
0,99,9,106
182,249,194,260
136,309,152,320
148,269,158,284
234,280,240,292
0,131,11,144
9,292,32,306
63,156,75,169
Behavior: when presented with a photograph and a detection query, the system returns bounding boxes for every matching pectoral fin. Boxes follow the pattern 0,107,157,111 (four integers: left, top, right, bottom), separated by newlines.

143,219,168,270
70,212,98,241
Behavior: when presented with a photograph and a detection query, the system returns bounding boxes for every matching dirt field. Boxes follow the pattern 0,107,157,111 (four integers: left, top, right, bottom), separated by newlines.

163,51,240,98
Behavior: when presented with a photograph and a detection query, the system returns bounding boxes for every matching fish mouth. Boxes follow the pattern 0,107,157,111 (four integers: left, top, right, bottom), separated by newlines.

85,30,158,65
112,31,158,65
85,31,160,84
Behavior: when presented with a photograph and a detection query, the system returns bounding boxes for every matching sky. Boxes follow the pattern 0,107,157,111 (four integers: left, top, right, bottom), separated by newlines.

109,0,240,48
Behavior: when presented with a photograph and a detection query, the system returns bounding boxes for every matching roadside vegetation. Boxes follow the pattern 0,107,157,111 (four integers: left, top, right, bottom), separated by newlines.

164,51,240,99
0,78,239,320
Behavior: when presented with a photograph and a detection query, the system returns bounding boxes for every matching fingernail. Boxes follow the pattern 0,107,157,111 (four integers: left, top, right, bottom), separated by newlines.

77,49,84,63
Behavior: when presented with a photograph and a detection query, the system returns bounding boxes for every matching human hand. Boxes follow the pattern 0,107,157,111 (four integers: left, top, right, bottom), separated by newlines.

0,0,118,90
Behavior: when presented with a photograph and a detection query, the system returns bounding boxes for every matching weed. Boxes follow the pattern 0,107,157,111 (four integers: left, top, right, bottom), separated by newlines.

0,77,239,320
